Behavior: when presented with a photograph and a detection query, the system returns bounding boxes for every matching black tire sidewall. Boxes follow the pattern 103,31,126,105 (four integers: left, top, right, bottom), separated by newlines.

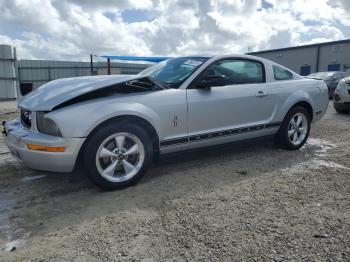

278,106,311,150
82,122,154,190
334,103,350,114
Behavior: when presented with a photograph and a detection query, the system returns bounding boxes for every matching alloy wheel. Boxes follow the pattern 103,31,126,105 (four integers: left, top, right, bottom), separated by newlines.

95,132,145,182
287,113,308,146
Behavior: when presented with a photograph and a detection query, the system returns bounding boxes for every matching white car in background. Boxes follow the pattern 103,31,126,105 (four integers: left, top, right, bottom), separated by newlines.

333,77,350,113
3,54,329,190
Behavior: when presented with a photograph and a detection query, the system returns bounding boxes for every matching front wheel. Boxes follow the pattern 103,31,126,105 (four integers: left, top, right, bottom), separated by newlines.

276,106,311,150
82,122,154,190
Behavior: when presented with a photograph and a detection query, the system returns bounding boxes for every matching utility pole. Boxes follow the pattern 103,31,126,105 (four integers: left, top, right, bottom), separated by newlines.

107,57,111,75
90,54,93,75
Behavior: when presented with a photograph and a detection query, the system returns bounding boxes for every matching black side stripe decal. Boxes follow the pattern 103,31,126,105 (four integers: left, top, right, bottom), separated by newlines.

160,122,281,147
159,137,188,147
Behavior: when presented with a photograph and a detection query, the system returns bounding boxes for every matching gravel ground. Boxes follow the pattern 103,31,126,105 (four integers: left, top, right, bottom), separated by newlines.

0,102,349,261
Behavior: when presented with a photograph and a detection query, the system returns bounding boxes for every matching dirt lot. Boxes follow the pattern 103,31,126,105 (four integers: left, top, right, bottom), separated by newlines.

0,102,349,261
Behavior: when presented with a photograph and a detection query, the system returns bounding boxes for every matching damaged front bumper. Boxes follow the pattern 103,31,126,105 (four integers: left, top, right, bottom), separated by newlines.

2,119,85,173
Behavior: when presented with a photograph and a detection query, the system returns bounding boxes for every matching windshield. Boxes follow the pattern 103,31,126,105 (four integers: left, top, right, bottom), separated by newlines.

139,57,209,88
308,72,337,79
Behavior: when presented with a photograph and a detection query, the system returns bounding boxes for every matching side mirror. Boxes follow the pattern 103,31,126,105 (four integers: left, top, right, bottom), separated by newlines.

197,75,226,89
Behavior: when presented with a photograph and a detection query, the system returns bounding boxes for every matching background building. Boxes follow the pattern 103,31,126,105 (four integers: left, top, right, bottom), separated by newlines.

17,59,150,94
249,39,350,76
0,45,17,100
1,39,350,100
0,44,151,100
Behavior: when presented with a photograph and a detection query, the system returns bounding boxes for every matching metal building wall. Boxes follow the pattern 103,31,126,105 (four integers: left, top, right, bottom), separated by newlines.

18,60,92,89
250,47,318,74
17,60,151,89
0,45,17,99
318,42,350,72
249,39,350,75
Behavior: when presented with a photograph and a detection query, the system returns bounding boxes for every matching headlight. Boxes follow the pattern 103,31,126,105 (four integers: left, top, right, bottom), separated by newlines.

21,110,32,129
36,112,62,137
336,79,346,90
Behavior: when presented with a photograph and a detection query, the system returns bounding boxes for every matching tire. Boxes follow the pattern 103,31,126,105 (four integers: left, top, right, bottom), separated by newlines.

82,122,154,190
334,103,349,114
276,106,311,150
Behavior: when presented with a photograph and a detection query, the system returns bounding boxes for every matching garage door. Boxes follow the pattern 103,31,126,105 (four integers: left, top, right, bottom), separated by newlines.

300,65,311,76
328,64,340,71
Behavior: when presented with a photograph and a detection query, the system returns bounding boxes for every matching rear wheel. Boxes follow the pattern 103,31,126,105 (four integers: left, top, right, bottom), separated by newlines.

276,106,311,150
82,122,153,190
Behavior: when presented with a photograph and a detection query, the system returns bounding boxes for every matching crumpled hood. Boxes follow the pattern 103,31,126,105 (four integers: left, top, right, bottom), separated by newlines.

20,74,143,111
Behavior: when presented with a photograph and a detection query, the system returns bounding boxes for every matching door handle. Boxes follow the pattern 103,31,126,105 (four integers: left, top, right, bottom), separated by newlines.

256,90,268,97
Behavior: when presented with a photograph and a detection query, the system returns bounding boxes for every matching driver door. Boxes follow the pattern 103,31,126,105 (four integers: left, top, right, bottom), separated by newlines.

186,58,276,148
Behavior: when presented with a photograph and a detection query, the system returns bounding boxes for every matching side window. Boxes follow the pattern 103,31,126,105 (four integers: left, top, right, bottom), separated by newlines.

273,65,293,81
201,59,264,86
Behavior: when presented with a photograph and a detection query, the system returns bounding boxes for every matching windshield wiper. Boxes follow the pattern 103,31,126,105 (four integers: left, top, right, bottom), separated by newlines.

148,77,169,89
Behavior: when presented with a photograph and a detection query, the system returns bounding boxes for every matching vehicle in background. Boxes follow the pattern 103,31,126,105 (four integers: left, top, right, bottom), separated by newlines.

3,54,329,190
333,76,350,114
308,71,347,99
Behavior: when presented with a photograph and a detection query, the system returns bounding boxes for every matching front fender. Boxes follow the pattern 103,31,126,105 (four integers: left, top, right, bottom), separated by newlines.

47,99,161,138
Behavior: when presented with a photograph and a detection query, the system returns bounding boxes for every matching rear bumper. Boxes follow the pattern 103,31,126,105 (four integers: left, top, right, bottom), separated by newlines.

2,119,85,173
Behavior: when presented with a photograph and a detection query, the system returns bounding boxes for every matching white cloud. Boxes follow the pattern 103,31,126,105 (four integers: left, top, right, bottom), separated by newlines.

0,0,349,60
68,0,153,11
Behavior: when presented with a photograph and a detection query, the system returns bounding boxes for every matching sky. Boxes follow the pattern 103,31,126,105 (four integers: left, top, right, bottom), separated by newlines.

0,0,349,61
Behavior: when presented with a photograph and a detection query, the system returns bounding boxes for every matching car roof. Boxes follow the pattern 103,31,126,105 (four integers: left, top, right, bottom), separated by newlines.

177,54,266,60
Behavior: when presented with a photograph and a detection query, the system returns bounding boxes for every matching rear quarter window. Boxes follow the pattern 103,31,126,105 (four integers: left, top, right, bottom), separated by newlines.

273,65,293,81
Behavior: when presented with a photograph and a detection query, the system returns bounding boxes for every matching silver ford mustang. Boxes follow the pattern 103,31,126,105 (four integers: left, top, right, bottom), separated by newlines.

2,54,329,190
